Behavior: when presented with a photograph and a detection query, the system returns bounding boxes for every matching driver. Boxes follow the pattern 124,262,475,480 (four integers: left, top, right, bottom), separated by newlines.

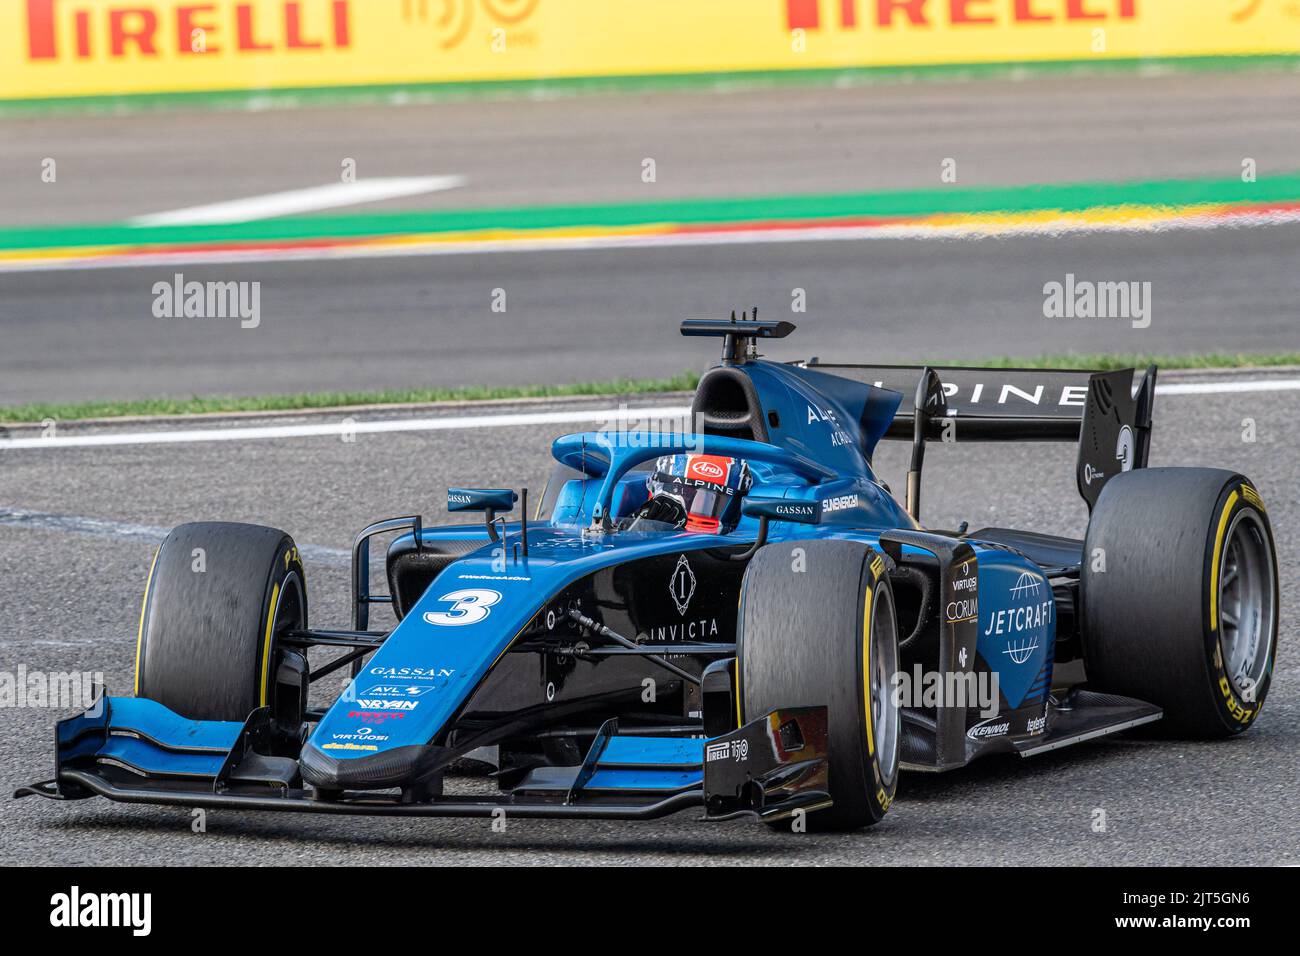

624,454,753,534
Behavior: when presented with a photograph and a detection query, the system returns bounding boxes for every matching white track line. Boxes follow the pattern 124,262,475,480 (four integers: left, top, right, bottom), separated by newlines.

130,176,466,226
0,405,696,450
1154,379,1300,395
0,507,349,566
0,381,1295,452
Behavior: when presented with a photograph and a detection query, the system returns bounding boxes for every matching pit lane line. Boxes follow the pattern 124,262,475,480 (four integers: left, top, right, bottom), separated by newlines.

0,378,1296,451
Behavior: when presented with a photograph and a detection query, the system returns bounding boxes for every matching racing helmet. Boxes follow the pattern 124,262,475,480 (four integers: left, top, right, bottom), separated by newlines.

638,454,753,534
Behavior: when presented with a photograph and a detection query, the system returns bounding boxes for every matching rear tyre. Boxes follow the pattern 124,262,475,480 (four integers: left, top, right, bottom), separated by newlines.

1081,469,1277,737
738,539,899,830
135,522,307,723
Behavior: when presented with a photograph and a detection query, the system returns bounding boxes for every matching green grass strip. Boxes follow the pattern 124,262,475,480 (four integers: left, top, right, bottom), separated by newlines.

2,355,1296,427
1,54,1297,118
2,172,1298,254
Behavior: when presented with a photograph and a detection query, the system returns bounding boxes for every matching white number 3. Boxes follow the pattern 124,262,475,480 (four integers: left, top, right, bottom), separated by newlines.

423,589,502,627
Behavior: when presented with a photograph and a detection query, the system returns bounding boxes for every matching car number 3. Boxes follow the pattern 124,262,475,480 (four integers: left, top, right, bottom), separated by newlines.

423,589,503,627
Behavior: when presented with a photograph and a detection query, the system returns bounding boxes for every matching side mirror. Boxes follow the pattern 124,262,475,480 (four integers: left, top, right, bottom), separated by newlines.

447,488,517,513
447,488,528,553
741,497,821,525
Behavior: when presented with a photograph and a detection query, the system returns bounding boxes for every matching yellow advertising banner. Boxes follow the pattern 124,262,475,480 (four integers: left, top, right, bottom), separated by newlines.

2,0,1299,101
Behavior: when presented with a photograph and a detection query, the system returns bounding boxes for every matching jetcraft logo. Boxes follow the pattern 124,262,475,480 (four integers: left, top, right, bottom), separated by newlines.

50,886,151,936
785,0,1137,31
25,0,352,62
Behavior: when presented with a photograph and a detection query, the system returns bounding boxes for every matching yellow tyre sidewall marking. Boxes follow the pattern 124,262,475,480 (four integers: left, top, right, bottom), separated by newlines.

1208,489,1238,632
259,580,282,708
1208,486,1266,727
862,581,874,758
133,547,161,697
863,554,893,812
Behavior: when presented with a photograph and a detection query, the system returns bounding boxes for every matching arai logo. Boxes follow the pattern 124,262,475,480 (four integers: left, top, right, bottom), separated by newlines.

688,458,726,481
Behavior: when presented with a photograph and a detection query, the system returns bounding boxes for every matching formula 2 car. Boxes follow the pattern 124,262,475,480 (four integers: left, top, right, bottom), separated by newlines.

18,316,1279,830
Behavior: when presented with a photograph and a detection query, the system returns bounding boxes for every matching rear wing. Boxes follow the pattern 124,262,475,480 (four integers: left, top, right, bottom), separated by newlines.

800,361,1157,516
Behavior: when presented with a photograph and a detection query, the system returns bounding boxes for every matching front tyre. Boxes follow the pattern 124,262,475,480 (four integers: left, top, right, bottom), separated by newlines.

738,539,900,830
1082,469,1278,737
135,522,307,723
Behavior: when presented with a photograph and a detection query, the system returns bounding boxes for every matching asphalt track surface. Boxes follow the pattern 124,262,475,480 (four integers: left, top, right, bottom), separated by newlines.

3,71,1300,405
4,72,1300,224
1,376,1296,865
3,223,1299,405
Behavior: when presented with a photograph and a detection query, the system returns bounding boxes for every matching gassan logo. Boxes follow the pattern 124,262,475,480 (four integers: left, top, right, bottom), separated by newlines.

367,666,457,682
776,503,816,518
25,1,352,62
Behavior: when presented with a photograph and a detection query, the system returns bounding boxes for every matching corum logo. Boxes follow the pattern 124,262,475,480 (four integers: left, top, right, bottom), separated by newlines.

402,0,540,50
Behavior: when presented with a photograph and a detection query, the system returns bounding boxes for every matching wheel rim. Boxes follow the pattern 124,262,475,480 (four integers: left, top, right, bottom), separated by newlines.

870,585,901,784
263,570,306,705
274,571,306,635
1217,510,1275,700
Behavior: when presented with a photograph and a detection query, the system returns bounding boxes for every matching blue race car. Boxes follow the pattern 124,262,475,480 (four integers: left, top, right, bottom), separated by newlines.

18,317,1279,830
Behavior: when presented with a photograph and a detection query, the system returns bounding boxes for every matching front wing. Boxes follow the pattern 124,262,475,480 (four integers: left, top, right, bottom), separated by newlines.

15,693,830,824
